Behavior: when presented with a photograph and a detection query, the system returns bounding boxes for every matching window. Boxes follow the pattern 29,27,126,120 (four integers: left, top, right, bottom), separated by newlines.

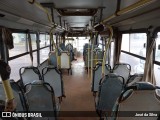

9,33,39,80
33,51,37,66
9,54,32,81
65,38,74,46
121,34,129,52
110,42,114,68
154,64,160,86
120,53,145,74
40,34,46,48
9,33,27,57
40,47,50,63
40,34,50,48
77,37,89,52
39,34,51,63
30,34,37,50
130,33,147,57
98,37,104,50
120,33,147,74
121,33,147,56
154,32,160,86
155,32,160,62
65,37,89,53
46,34,50,46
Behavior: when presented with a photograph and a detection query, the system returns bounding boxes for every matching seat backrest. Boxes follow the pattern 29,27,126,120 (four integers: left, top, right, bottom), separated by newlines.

25,80,57,119
48,51,57,67
42,66,64,98
126,74,143,87
0,80,28,112
20,66,42,86
92,63,111,92
60,52,70,69
96,73,124,112
115,82,160,120
83,43,91,56
66,43,73,51
38,59,48,75
112,63,131,84
96,50,104,61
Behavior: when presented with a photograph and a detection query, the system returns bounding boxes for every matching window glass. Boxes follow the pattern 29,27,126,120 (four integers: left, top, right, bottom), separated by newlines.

9,52,38,81
40,47,50,63
98,44,103,50
9,33,27,57
46,34,50,46
53,35,56,44
155,32,160,62
120,53,145,74
130,33,147,57
40,34,46,48
99,39,102,44
30,34,37,50
154,64,160,87
65,38,74,46
9,54,32,81
121,34,129,52
77,37,89,52
39,34,50,48
65,37,78,48
155,32,160,87
98,37,104,50
72,38,77,48
65,37,89,53
33,51,37,66
110,41,114,68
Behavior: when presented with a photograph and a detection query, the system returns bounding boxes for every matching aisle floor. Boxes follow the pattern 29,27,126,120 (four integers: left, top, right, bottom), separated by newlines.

59,57,99,120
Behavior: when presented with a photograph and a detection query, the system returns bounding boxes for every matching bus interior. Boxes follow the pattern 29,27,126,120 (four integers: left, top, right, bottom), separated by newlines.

0,0,160,120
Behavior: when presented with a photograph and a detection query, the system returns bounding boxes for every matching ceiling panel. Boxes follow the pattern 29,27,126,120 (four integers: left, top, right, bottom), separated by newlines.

120,0,140,9
0,0,118,30
63,16,92,28
2,0,158,32
107,0,160,25
37,0,104,8
37,0,117,28
0,0,52,27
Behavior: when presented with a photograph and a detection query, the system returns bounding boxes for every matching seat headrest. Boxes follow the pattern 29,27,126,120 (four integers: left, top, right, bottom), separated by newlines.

103,73,124,84
106,73,118,77
31,80,43,85
96,62,102,66
135,82,155,90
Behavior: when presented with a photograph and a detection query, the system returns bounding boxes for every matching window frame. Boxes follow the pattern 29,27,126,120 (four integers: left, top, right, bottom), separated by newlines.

120,30,148,61
153,27,160,66
7,29,51,66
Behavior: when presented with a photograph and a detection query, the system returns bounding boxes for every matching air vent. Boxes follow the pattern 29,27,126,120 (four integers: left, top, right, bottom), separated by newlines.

56,8,98,16
0,13,5,17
